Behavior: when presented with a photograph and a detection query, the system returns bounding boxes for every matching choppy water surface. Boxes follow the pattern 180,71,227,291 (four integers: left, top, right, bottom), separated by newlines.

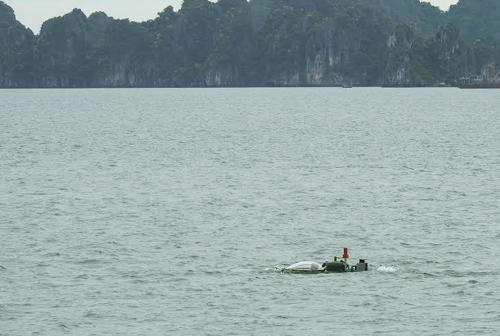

1,88,500,335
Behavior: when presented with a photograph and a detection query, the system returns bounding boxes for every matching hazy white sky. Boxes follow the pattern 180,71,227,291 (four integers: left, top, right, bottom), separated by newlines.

5,0,460,33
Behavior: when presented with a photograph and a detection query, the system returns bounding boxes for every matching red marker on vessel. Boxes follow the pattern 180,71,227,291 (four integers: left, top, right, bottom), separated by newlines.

343,247,349,260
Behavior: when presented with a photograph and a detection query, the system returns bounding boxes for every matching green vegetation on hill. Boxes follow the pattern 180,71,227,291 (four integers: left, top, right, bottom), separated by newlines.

353,0,443,36
0,0,499,87
447,0,500,41
0,1,34,87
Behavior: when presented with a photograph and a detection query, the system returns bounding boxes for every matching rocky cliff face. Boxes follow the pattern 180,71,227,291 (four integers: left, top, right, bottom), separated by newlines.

0,0,499,88
36,9,91,87
202,0,257,86
0,1,34,87
384,24,417,86
259,2,390,86
383,23,472,86
428,23,471,84
480,62,500,82
97,19,156,87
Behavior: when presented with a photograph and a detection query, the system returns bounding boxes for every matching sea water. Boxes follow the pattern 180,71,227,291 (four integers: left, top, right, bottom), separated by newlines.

1,88,500,335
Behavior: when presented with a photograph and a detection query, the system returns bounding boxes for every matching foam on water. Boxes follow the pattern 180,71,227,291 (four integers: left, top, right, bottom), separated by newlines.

377,266,398,273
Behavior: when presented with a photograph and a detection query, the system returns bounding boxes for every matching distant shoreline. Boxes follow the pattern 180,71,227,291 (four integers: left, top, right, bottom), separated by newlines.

0,85,463,89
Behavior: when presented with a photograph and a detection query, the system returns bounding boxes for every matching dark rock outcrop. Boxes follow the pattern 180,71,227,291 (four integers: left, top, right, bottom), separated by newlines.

0,0,499,88
0,1,34,87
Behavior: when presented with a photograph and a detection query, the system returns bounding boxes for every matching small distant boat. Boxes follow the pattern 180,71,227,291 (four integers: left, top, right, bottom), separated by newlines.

281,247,368,274
342,83,353,88
459,82,500,89
458,76,500,89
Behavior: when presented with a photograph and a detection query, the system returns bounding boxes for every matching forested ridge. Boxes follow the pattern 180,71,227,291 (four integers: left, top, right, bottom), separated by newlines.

1,0,499,87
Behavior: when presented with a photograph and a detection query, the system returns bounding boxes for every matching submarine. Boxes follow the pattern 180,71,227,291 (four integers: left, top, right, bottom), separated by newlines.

282,247,368,273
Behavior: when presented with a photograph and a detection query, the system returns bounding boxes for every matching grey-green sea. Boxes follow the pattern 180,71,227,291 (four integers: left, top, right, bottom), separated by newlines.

1,88,500,335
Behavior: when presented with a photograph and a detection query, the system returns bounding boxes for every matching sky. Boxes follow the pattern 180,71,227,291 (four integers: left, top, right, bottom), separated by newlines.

5,0,460,33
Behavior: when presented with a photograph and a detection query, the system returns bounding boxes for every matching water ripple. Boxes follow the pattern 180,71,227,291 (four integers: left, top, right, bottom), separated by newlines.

1,88,500,335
